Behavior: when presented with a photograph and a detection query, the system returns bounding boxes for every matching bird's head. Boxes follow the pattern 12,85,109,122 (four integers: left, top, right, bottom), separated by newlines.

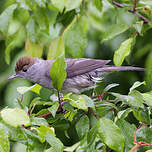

8,56,37,81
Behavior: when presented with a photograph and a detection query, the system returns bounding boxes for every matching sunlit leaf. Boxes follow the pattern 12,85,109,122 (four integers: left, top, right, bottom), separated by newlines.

45,132,63,152
17,84,42,95
49,36,67,90
1,108,30,127
0,127,10,152
114,38,134,66
48,101,59,117
36,124,55,143
129,81,146,93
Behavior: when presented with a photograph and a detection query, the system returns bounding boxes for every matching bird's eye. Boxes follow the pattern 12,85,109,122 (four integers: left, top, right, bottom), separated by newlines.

23,68,27,72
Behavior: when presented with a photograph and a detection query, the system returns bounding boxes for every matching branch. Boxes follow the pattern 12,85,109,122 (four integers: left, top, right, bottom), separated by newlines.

112,0,150,24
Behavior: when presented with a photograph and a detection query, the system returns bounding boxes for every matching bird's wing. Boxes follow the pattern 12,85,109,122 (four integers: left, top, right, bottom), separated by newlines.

66,58,111,78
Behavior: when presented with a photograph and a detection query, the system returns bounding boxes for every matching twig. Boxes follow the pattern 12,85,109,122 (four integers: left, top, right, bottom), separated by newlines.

37,112,51,118
88,107,99,119
112,0,150,24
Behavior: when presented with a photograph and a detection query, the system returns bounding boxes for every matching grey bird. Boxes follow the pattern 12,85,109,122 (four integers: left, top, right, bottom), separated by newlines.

8,56,144,94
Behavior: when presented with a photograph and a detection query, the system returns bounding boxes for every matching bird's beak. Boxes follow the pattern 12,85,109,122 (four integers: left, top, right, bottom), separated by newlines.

8,74,19,80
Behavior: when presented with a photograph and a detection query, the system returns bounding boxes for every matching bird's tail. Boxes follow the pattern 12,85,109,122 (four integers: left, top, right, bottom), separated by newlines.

97,66,145,72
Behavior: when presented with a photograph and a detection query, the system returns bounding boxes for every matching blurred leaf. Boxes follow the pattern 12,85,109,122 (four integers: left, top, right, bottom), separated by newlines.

5,27,26,64
92,0,102,11
133,21,144,35
25,39,43,58
1,108,30,127
97,117,125,152
51,0,82,12
36,124,55,143
146,52,152,85
26,17,38,43
48,101,59,117
129,81,146,93
68,94,95,110
0,127,10,152
17,84,42,95
47,36,65,59
45,132,63,152
35,0,47,8
76,115,89,139
114,38,134,66
63,17,87,58
0,4,17,33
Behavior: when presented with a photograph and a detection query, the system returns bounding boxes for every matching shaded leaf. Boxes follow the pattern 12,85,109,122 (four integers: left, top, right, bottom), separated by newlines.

76,115,89,139
97,117,125,152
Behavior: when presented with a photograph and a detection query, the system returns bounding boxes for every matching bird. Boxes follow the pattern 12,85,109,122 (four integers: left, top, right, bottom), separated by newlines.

8,56,144,95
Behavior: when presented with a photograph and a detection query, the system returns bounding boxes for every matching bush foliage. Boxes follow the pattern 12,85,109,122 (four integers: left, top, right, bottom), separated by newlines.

0,0,152,152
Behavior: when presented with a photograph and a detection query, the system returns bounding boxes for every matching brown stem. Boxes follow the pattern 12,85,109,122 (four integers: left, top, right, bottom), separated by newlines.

37,112,51,118
112,0,150,24
88,107,99,119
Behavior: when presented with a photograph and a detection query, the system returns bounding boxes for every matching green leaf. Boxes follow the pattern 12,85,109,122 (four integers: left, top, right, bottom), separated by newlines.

142,93,152,107
68,94,95,110
133,21,144,35
0,127,10,152
30,117,49,126
92,0,102,11
50,55,67,90
97,117,125,152
0,4,17,33
117,108,132,120
129,81,146,93
45,132,63,152
111,91,144,109
17,84,42,95
5,27,26,64
36,124,55,143
47,36,65,59
76,115,89,139
103,83,119,92
26,17,36,42
64,142,80,152
113,38,134,66
1,108,30,127
51,0,82,12
63,18,87,58
116,119,135,152
25,39,43,58
48,101,59,117
49,36,67,90
87,126,97,146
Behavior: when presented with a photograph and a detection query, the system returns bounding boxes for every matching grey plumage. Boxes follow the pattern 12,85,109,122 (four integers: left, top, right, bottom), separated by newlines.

8,57,144,94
